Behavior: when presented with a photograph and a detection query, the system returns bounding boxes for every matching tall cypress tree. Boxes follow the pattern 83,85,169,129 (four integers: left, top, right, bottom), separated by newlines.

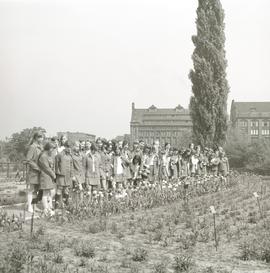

189,0,229,147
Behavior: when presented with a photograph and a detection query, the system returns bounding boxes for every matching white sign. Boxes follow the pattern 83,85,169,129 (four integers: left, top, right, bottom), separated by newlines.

210,206,216,214
253,192,259,198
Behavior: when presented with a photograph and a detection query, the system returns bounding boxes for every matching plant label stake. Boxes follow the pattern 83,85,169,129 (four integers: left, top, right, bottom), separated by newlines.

210,206,218,251
30,204,35,238
253,192,264,219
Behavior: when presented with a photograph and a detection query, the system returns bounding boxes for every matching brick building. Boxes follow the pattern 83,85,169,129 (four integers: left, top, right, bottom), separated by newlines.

57,132,96,143
230,101,270,139
130,103,192,147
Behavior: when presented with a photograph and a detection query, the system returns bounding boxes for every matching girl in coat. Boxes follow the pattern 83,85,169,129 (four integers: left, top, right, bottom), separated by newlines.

55,141,73,207
148,145,160,183
219,151,230,178
58,135,68,154
72,143,84,200
84,143,101,195
38,142,56,216
130,155,142,187
170,149,179,181
112,146,125,189
141,145,151,181
210,150,220,176
121,140,133,186
96,138,107,191
26,132,43,213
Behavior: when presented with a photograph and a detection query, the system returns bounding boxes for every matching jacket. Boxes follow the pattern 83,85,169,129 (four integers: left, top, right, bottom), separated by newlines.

38,152,56,189
26,143,42,185
55,151,73,187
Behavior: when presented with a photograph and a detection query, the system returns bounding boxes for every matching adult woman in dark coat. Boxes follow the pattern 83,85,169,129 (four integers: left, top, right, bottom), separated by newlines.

38,142,56,216
26,132,43,213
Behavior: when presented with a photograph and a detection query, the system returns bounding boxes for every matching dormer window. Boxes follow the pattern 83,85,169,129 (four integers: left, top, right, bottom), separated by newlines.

175,105,184,112
148,105,157,112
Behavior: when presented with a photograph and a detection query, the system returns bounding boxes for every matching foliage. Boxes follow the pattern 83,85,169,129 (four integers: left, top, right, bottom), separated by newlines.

131,247,148,262
173,253,193,272
240,231,270,263
0,241,28,273
3,127,46,162
189,0,229,147
74,240,95,258
225,129,270,174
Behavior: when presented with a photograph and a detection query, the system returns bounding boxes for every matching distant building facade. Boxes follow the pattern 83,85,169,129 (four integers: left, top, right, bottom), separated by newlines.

130,103,192,147
57,132,96,143
230,101,270,139
114,134,131,143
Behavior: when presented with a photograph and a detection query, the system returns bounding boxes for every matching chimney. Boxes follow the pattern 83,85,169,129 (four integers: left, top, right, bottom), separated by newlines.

132,102,135,110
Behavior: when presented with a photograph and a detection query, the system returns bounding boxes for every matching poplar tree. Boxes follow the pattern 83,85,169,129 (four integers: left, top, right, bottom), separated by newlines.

189,0,229,147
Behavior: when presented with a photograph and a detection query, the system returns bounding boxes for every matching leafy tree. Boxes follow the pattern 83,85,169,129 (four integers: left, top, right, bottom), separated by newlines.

189,0,229,147
225,129,270,175
4,127,46,162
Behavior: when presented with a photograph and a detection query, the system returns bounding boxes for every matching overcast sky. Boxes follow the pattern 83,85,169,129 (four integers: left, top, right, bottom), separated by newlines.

0,0,269,139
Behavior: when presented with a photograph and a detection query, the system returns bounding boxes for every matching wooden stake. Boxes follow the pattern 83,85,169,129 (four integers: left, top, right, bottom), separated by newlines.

210,206,218,251
30,204,35,237
253,192,265,225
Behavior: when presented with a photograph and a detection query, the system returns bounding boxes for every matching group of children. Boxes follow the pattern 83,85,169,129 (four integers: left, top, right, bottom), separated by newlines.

25,132,229,216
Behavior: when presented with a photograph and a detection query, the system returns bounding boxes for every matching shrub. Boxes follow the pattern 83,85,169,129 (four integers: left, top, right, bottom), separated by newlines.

0,241,28,273
74,240,95,258
132,247,148,262
173,254,193,272
240,231,270,263
52,252,64,264
153,262,167,273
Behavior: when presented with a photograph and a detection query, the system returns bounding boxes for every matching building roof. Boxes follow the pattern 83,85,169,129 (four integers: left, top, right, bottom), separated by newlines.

233,101,270,113
131,104,191,124
231,101,270,120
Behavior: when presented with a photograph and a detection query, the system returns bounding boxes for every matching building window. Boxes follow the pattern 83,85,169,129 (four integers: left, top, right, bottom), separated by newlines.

251,120,259,127
251,129,259,135
239,120,248,127
262,129,270,136
262,120,270,127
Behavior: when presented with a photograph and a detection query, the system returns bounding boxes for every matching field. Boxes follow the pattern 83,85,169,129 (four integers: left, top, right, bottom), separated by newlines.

0,174,270,273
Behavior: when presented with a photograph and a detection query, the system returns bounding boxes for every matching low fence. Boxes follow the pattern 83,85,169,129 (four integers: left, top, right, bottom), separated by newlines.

0,162,27,181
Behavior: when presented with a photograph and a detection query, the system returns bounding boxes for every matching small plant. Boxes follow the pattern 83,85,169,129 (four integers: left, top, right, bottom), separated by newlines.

0,241,28,273
53,252,64,264
78,257,87,267
173,254,193,272
110,222,118,234
153,262,167,273
74,240,95,258
88,221,101,234
117,231,125,239
131,247,148,262
153,230,163,241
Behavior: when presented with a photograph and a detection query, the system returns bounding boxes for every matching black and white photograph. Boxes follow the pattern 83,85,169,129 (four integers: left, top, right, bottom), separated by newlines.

0,0,269,272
